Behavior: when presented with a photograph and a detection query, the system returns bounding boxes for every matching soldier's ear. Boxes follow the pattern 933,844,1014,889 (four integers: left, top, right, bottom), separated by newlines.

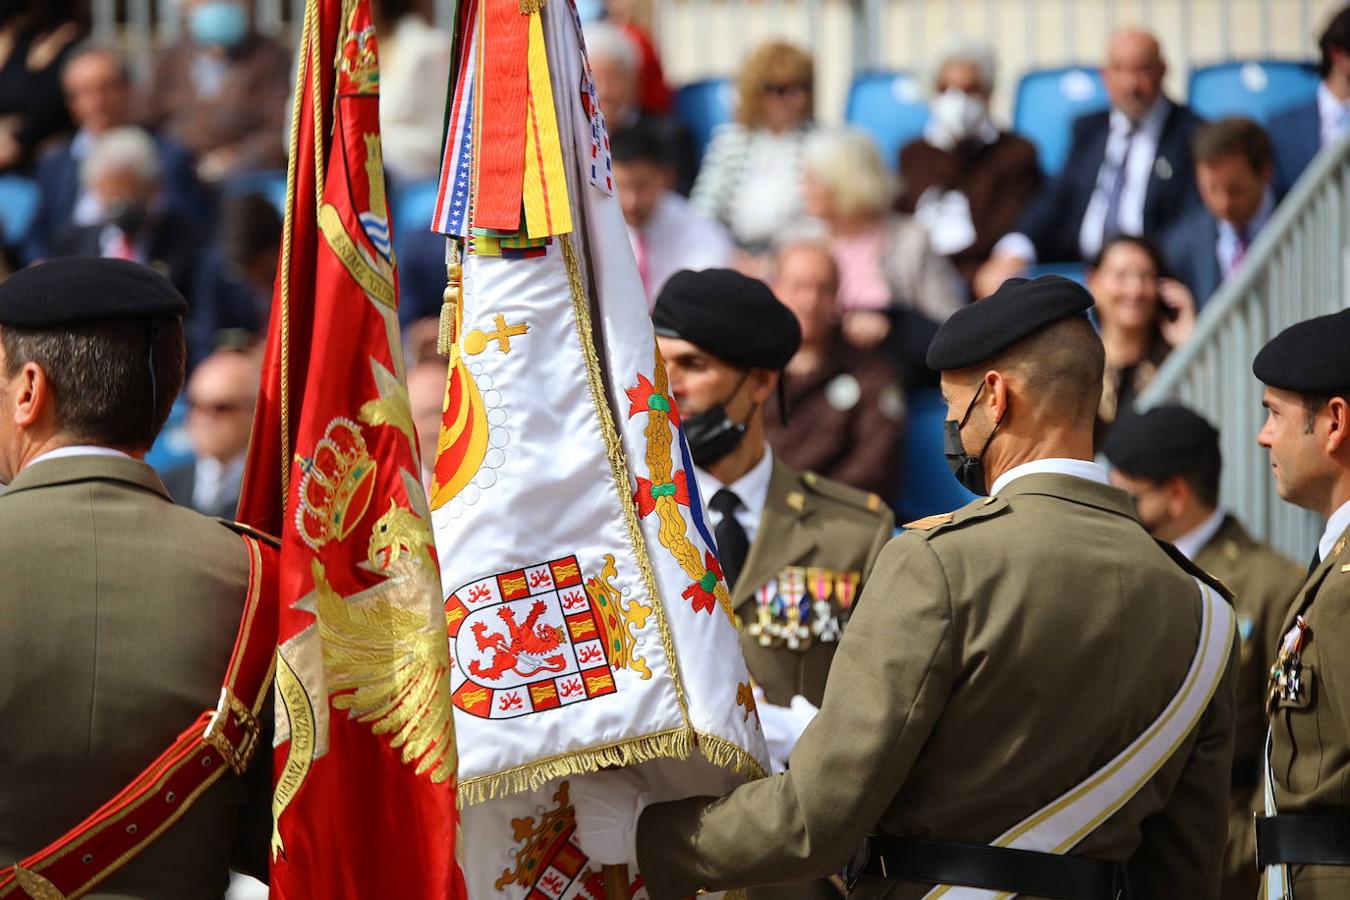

1324,396,1350,456
10,361,48,430
986,370,1010,422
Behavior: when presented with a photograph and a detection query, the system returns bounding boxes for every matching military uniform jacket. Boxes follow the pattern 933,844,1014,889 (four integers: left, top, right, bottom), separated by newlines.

0,456,271,898
637,473,1238,899
1192,516,1302,899
1265,523,1350,900
733,459,894,708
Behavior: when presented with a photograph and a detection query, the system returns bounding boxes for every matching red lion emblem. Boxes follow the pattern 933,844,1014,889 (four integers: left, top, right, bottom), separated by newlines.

468,600,568,681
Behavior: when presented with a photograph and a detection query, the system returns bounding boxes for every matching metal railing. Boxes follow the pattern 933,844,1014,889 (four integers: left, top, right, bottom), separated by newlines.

1137,133,1350,561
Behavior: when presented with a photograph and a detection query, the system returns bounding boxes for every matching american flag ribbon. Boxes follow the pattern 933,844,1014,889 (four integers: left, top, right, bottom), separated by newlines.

432,3,478,237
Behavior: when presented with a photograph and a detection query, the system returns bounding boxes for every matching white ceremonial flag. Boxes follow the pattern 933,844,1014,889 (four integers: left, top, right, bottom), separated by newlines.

428,0,769,895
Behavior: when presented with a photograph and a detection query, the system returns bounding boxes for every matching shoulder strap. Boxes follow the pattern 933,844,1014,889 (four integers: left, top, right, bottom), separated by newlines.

1262,730,1292,899
0,533,278,900
923,576,1235,899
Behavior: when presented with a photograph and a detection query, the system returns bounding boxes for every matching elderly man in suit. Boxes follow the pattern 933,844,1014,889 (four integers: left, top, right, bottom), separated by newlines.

0,259,272,897
161,348,261,520
1163,117,1277,309
1268,5,1350,193
25,42,206,263
975,29,1205,296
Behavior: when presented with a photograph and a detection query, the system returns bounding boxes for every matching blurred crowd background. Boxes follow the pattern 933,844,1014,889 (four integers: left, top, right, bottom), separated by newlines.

4,0,1348,533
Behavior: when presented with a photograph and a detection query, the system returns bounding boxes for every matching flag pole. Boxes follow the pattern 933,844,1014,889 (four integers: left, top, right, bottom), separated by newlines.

602,864,629,900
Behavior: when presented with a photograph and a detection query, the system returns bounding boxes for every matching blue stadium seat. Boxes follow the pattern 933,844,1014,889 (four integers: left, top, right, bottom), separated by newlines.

1026,261,1088,285
674,78,736,163
0,174,40,246
392,178,441,241
1187,60,1320,124
1013,66,1109,177
844,71,927,171
145,397,194,476
892,388,977,524
222,169,289,216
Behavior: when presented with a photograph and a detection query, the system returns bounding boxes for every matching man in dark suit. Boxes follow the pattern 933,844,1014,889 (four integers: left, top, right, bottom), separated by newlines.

1268,5,1350,193
161,348,260,520
26,43,206,263
975,28,1204,296
1163,117,1277,310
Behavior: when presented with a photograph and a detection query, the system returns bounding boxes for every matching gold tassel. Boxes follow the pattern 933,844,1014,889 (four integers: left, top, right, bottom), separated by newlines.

439,244,462,358
518,0,546,13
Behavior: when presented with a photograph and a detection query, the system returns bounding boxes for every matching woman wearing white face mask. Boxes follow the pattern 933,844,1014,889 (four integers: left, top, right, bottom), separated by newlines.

896,39,1042,293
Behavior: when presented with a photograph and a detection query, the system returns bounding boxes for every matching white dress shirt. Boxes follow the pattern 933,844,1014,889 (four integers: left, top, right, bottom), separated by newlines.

69,130,105,227
694,444,774,546
989,457,1110,497
1318,81,1350,151
1216,188,1275,279
1171,506,1228,562
193,454,246,515
627,191,735,307
26,445,132,470
1319,498,1350,563
994,98,1172,265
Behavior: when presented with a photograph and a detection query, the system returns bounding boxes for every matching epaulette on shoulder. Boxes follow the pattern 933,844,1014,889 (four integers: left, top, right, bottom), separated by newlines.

800,471,888,515
903,495,1009,539
218,518,282,549
1155,538,1235,603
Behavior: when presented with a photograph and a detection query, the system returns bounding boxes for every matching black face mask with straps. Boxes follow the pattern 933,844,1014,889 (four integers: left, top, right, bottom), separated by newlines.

943,381,1004,496
684,373,753,469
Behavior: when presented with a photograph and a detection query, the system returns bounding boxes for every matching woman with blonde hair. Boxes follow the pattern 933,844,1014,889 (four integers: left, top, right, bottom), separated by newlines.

801,128,963,356
689,40,815,253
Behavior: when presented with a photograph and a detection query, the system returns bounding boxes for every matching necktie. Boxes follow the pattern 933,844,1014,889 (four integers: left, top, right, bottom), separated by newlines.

1308,547,1321,577
1101,124,1137,244
1232,226,1249,273
709,488,750,591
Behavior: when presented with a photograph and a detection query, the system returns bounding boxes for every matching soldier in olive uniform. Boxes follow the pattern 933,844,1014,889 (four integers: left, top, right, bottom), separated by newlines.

1104,405,1303,899
1252,309,1350,900
652,268,894,900
571,275,1238,899
0,259,271,897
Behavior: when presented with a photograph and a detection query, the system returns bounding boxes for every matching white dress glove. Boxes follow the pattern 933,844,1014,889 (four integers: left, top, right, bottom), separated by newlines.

754,687,820,772
568,768,649,866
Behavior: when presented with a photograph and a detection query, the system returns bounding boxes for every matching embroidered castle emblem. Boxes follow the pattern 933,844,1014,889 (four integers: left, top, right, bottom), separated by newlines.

447,555,619,719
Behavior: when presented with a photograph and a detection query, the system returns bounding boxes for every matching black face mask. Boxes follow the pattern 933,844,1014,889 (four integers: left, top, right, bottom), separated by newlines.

943,382,1003,495
685,373,752,469
107,200,150,238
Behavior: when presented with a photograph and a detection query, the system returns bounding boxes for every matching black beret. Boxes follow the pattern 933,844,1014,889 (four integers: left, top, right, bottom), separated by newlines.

926,275,1094,371
652,268,802,369
1102,405,1220,481
1253,309,1350,393
0,258,188,329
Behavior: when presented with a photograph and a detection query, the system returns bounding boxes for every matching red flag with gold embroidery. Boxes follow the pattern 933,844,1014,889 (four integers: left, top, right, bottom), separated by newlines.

237,0,466,896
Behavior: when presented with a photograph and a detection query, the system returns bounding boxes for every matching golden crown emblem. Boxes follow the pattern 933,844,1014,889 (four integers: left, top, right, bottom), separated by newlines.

295,417,378,551
339,19,380,95
494,781,580,889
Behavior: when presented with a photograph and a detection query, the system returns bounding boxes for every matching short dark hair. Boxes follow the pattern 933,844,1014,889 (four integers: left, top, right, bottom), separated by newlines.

1160,450,1222,508
1321,6,1350,77
1,317,186,450
1091,234,1172,280
1301,388,1350,433
609,123,673,168
1191,117,1273,174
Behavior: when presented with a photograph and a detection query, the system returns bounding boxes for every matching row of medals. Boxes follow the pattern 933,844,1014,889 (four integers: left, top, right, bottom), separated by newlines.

747,566,859,651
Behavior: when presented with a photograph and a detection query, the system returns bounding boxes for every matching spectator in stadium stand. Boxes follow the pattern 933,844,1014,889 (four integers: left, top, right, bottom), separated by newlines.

161,348,261,519
763,238,905,500
613,123,734,306
583,20,696,195
46,127,234,367
372,0,452,184
895,38,1042,294
974,28,1204,297
1163,117,1277,310
1088,234,1196,442
26,43,208,263
0,0,82,171
1269,4,1350,192
578,0,673,117
185,192,282,364
800,128,963,378
140,0,290,183
690,40,815,255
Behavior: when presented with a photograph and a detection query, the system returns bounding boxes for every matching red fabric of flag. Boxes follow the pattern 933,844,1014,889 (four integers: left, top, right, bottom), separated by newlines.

237,1,466,897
